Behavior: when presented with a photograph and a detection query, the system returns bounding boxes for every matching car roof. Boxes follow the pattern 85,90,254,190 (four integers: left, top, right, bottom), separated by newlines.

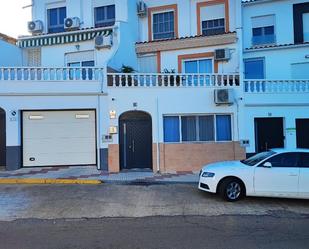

270,148,309,153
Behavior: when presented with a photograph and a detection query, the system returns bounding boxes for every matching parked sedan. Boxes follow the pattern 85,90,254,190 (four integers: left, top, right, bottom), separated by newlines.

198,149,309,201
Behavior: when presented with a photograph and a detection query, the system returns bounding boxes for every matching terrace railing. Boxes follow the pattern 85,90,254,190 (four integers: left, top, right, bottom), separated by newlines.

244,79,309,93
107,73,240,88
0,67,104,81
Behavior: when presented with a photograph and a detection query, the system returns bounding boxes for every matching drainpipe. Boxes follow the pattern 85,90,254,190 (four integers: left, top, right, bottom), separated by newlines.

156,97,160,173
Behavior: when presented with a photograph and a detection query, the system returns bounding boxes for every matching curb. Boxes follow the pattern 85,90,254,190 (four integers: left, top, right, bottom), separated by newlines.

0,178,102,185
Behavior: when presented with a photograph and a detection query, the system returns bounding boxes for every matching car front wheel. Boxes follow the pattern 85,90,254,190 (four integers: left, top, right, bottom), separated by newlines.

219,178,245,202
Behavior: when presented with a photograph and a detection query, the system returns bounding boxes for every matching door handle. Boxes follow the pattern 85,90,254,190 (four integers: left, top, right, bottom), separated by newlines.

132,139,135,153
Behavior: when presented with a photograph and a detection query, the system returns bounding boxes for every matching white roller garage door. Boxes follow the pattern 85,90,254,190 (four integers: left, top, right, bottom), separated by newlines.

22,110,96,167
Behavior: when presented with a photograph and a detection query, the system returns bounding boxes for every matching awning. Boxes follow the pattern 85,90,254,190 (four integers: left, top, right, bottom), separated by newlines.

17,28,112,48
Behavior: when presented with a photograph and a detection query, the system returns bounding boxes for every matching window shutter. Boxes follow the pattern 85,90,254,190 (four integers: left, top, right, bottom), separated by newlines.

200,4,225,21
252,15,275,28
137,55,157,73
27,48,41,67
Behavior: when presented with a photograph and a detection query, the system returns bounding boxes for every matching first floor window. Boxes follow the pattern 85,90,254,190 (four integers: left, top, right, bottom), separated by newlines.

163,114,232,143
216,115,232,141
153,11,175,40
164,116,180,142
48,7,66,33
184,59,213,74
244,58,265,79
251,15,276,45
95,5,115,28
67,60,95,80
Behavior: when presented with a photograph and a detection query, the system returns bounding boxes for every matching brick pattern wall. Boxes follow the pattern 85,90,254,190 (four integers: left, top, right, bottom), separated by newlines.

108,144,120,173
155,142,245,173
108,142,245,173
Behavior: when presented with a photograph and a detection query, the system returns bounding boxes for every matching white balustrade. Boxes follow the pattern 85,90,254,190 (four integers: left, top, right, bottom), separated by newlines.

244,80,309,93
107,73,240,88
0,67,104,81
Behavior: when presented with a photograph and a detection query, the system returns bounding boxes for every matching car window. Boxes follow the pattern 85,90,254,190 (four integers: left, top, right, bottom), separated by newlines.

299,153,309,168
264,153,299,168
241,151,276,166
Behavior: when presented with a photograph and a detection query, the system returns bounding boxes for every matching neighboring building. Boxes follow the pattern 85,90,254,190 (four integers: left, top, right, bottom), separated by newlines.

242,0,309,155
0,33,22,167
0,0,308,173
0,33,22,66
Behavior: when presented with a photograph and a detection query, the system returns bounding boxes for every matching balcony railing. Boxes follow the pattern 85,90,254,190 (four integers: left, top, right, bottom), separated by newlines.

0,67,104,81
244,79,309,93
107,73,240,87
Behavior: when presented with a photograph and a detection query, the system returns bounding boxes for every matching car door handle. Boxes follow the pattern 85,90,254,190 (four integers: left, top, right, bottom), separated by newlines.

288,174,298,177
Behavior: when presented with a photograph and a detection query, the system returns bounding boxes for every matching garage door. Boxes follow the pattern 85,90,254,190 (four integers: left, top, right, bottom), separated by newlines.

22,110,96,167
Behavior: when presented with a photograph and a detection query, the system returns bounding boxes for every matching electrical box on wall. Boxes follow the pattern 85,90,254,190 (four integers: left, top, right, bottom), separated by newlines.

240,140,250,147
102,135,113,143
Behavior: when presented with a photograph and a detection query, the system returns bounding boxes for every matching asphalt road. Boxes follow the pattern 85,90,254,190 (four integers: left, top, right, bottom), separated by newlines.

1,183,309,248
1,215,309,249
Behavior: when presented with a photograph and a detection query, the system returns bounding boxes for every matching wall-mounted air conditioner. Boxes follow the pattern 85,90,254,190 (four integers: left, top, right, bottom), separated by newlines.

64,17,80,30
214,48,230,61
137,1,147,17
95,35,113,49
28,20,43,34
214,89,234,105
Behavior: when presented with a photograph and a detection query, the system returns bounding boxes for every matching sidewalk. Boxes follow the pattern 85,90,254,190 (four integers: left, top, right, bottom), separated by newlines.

0,166,199,183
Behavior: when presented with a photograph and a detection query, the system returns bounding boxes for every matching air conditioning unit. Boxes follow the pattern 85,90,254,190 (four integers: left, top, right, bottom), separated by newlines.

137,1,147,17
214,48,230,61
95,35,113,49
28,20,43,34
214,89,234,105
64,17,80,30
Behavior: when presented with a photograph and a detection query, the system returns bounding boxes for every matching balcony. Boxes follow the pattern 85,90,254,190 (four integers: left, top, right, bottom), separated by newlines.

0,67,104,81
0,67,105,94
107,73,240,88
244,79,309,93
244,79,309,106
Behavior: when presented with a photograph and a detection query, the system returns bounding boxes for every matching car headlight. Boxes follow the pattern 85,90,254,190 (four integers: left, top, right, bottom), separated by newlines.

201,172,215,178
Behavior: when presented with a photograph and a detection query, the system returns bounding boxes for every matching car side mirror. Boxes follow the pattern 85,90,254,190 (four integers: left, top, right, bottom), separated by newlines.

263,162,272,168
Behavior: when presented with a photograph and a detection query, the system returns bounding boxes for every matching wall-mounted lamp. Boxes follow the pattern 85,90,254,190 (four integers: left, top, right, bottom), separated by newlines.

75,44,80,51
109,110,116,119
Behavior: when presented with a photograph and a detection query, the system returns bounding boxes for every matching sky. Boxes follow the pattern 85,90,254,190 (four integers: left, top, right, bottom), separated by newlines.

0,0,32,38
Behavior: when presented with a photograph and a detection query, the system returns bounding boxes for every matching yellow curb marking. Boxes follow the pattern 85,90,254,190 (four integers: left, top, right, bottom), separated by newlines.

0,178,102,185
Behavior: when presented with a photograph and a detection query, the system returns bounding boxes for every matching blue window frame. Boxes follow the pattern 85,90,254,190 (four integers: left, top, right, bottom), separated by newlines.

153,11,175,40
163,116,180,142
163,114,232,143
202,18,225,36
244,58,265,79
48,7,66,33
216,115,232,141
252,26,275,45
94,5,115,28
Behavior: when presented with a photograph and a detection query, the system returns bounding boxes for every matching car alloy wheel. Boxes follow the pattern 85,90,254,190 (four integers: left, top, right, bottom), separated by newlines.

226,182,241,200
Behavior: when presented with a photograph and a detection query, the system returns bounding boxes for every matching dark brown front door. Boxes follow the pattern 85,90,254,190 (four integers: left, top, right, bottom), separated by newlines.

119,111,152,170
296,119,309,148
255,118,284,152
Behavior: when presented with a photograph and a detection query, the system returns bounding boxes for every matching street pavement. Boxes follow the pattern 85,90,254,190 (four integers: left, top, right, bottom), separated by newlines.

1,183,309,248
1,215,309,249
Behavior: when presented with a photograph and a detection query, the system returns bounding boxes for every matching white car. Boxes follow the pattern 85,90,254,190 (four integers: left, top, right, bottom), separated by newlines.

198,149,309,201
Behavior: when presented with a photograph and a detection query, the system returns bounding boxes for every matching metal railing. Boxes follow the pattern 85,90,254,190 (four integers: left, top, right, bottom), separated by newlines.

0,67,104,81
107,73,240,87
244,79,309,93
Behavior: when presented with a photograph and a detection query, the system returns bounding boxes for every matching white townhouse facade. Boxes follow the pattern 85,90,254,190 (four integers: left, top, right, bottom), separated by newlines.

0,0,308,173
242,0,309,156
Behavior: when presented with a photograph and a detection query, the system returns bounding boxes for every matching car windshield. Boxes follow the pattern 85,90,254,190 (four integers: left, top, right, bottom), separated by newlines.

241,151,276,166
